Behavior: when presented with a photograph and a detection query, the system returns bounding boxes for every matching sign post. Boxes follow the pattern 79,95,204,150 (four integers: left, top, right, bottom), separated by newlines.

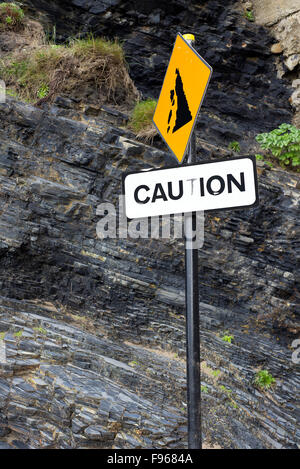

123,33,259,450
185,133,201,449
182,33,201,449
123,156,259,448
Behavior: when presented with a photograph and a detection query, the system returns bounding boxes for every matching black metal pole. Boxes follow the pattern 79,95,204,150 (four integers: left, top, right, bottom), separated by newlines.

185,132,201,449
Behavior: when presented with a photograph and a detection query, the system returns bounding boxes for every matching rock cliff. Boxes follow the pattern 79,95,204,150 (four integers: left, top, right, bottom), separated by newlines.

0,0,299,449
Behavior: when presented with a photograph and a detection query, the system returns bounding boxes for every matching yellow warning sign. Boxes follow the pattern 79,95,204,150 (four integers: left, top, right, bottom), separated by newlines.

153,33,212,164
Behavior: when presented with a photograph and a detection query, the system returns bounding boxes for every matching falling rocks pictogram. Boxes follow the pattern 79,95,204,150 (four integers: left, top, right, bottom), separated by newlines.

167,68,192,134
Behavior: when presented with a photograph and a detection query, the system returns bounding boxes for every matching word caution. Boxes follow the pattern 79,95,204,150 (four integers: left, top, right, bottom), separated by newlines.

123,156,258,219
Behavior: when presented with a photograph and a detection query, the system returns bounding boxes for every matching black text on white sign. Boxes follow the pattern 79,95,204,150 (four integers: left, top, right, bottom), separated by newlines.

123,156,259,219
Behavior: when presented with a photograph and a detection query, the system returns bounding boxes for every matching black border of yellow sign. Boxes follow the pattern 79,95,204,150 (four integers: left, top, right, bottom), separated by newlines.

152,33,213,165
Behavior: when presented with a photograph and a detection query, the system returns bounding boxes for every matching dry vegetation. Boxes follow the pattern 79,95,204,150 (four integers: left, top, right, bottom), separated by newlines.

0,6,160,137
0,2,24,31
1,32,139,105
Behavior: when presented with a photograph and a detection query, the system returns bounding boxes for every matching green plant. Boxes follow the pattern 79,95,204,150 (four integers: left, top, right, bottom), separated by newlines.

129,98,157,132
244,10,255,22
230,401,239,409
6,60,28,79
33,326,47,335
256,154,274,168
0,332,6,340
222,334,234,344
0,2,24,29
14,330,23,338
201,385,208,393
256,124,300,169
219,385,232,396
219,385,238,408
129,360,138,367
254,370,276,390
212,369,221,378
228,141,240,153
71,35,126,62
37,83,49,99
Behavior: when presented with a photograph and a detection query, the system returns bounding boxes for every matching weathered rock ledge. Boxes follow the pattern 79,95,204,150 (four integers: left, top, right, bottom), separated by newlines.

0,98,299,448
252,0,300,126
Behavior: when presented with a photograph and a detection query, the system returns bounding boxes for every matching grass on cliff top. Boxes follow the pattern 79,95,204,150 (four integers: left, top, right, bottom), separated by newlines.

129,99,158,142
0,2,25,30
0,35,139,105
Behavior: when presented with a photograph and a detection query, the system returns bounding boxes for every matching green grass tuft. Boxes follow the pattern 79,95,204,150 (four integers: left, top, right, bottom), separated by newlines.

228,141,240,153
71,36,125,63
129,99,157,132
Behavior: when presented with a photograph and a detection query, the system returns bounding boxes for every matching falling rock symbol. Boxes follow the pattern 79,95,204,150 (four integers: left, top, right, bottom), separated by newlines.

167,68,192,134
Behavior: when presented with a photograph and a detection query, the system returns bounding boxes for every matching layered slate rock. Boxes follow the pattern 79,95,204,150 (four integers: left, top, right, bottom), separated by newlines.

23,0,293,149
0,98,299,448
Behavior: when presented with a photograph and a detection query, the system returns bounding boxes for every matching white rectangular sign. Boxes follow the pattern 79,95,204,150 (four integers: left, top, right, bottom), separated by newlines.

123,156,258,219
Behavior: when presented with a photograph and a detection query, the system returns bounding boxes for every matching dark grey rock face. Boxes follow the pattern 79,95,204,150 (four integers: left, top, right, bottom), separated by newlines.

23,0,293,150
0,98,299,449
0,0,299,451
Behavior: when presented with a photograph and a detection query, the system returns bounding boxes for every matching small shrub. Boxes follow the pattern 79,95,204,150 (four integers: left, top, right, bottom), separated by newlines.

256,124,300,169
14,330,23,338
222,334,234,344
0,2,25,30
201,385,208,393
254,370,276,390
228,141,240,153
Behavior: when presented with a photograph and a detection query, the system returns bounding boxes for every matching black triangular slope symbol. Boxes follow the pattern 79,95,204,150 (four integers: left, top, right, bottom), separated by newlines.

172,68,192,133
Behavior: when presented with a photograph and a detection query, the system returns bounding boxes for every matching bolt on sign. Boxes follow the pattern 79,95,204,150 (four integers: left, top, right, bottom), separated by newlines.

153,33,212,164
123,156,259,219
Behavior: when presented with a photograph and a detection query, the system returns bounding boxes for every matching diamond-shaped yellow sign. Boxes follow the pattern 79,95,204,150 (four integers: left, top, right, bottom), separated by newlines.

153,33,212,164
